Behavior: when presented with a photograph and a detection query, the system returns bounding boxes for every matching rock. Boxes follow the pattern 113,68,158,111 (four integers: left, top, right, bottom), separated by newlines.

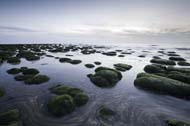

24,75,49,84
94,61,101,65
7,68,21,74
85,64,95,68
14,75,34,81
153,56,161,59
169,57,186,61
0,109,21,126
7,57,21,64
74,93,89,106
99,106,115,119
118,55,125,57
49,85,89,107
134,73,190,98
114,63,132,72
138,55,146,58
88,67,122,87
47,94,75,116
178,61,190,66
166,120,190,126
17,51,40,61
150,59,176,65
144,64,165,74
102,51,117,56
68,59,82,64
0,87,5,97
22,68,39,75
59,58,71,63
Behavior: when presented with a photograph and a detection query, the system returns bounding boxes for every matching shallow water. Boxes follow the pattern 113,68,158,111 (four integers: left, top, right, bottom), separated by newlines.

0,44,190,126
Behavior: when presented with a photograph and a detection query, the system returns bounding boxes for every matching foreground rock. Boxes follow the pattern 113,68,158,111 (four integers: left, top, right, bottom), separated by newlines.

114,63,132,72
48,85,89,116
87,67,122,87
0,109,22,126
166,120,190,126
134,73,190,98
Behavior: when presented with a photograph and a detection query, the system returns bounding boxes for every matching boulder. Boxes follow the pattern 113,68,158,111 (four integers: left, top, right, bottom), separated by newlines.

88,67,122,87
134,73,190,98
150,59,176,65
114,63,132,72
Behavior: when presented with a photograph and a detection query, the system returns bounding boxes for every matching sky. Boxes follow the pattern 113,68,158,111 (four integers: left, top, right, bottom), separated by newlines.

0,0,189,45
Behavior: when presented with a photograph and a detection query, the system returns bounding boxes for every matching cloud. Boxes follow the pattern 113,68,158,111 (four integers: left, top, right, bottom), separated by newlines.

0,26,38,32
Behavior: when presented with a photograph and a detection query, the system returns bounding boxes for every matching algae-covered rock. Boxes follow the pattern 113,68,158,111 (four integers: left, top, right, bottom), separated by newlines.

114,63,132,72
94,61,101,65
47,94,75,116
7,68,21,74
24,75,49,84
68,59,82,64
150,59,176,65
85,64,95,68
0,87,5,97
0,109,21,125
59,58,71,63
99,106,115,120
169,57,186,61
22,68,39,75
49,85,89,107
166,120,190,126
14,75,34,81
178,61,190,66
88,67,122,87
7,57,21,64
144,64,165,74
134,73,190,98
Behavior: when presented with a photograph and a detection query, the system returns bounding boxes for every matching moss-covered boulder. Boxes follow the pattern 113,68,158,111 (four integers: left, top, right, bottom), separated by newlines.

49,85,89,107
134,73,190,98
85,64,95,68
169,57,186,61
22,68,39,75
24,75,49,84
178,61,190,66
99,106,115,120
0,87,5,97
68,59,82,64
88,67,122,87
0,109,21,126
59,58,71,63
114,63,132,72
144,64,165,74
166,120,190,126
47,94,75,116
7,57,21,64
14,75,34,81
150,59,176,65
7,68,21,74
94,61,101,65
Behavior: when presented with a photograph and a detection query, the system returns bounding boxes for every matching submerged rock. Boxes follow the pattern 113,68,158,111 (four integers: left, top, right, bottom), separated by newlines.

114,63,132,72
0,109,21,126
166,120,190,126
85,64,95,68
134,73,190,98
88,67,122,87
48,85,89,116
150,59,176,65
